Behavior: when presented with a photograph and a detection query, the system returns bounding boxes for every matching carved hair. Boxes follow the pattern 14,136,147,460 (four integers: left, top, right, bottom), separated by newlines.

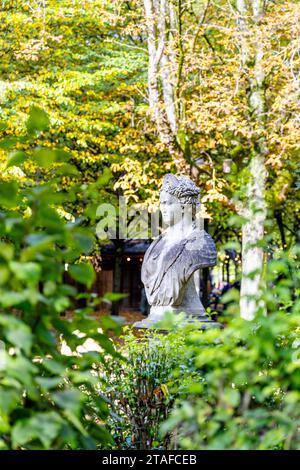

160,174,201,207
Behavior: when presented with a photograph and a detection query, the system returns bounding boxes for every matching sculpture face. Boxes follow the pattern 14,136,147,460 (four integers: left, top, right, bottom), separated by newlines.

159,190,182,226
160,189,194,227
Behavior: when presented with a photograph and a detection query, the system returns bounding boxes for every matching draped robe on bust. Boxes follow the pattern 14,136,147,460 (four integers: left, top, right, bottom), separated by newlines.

141,227,217,307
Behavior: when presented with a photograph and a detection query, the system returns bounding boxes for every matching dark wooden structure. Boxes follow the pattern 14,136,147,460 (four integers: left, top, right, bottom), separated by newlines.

95,239,151,312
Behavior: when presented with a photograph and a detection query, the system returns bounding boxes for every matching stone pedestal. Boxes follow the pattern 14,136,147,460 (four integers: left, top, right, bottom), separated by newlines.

133,310,221,330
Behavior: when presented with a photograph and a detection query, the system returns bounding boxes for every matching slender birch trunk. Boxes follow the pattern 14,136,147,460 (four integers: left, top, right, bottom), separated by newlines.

0,81,6,107
143,0,189,173
236,0,267,320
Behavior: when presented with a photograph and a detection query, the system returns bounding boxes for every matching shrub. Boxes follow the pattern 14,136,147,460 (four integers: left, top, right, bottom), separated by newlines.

98,327,197,449
0,110,120,449
94,247,299,451
161,248,300,449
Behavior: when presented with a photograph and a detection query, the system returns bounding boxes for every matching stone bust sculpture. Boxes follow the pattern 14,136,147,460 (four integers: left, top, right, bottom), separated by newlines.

134,174,217,329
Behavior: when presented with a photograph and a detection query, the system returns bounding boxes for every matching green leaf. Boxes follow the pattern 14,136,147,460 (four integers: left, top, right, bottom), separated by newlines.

268,260,289,275
0,315,33,355
221,288,240,304
0,136,18,149
259,428,286,449
54,296,70,313
102,292,128,302
69,263,95,288
0,181,19,209
43,358,66,375
100,315,123,334
5,355,37,388
32,147,71,168
36,376,63,390
26,106,50,134
63,410,87,436
68,370,97,385
51,390,84,416
228,214,248,227
33,148,57,167
21,235,56,262
94,167,112,186
12,412,62,449
0,389,20,414
9,261,42,284
0,121,8,131
0,242,14,261
36,206,63,230
0,291,26,308
223,388,240,407
55,163,79,176
35,323,56,346
0,414,10,433
93,333,116,355
0,266,10,285
72,231,94,254
6,151,27,168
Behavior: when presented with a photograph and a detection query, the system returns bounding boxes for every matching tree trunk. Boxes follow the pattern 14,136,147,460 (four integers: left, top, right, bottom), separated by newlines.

240,155,266,319
236,0,267,320
143,0,189,173
274,210,286,248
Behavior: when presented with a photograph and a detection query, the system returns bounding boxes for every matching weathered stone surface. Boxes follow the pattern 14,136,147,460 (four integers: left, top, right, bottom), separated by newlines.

134,174,218,329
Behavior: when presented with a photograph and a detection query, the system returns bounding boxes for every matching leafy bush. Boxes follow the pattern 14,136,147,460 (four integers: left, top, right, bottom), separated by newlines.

0,109,120,449
91,247,300,451
161,248,300,449
98,328,197,449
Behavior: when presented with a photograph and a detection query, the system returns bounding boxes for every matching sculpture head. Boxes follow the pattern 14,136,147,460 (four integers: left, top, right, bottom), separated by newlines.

159,174,201,227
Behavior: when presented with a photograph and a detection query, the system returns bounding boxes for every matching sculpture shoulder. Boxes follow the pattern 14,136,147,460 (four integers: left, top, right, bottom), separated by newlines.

143,235,163,261
184,228,217,267
185,227,215,246
145,235,162,250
